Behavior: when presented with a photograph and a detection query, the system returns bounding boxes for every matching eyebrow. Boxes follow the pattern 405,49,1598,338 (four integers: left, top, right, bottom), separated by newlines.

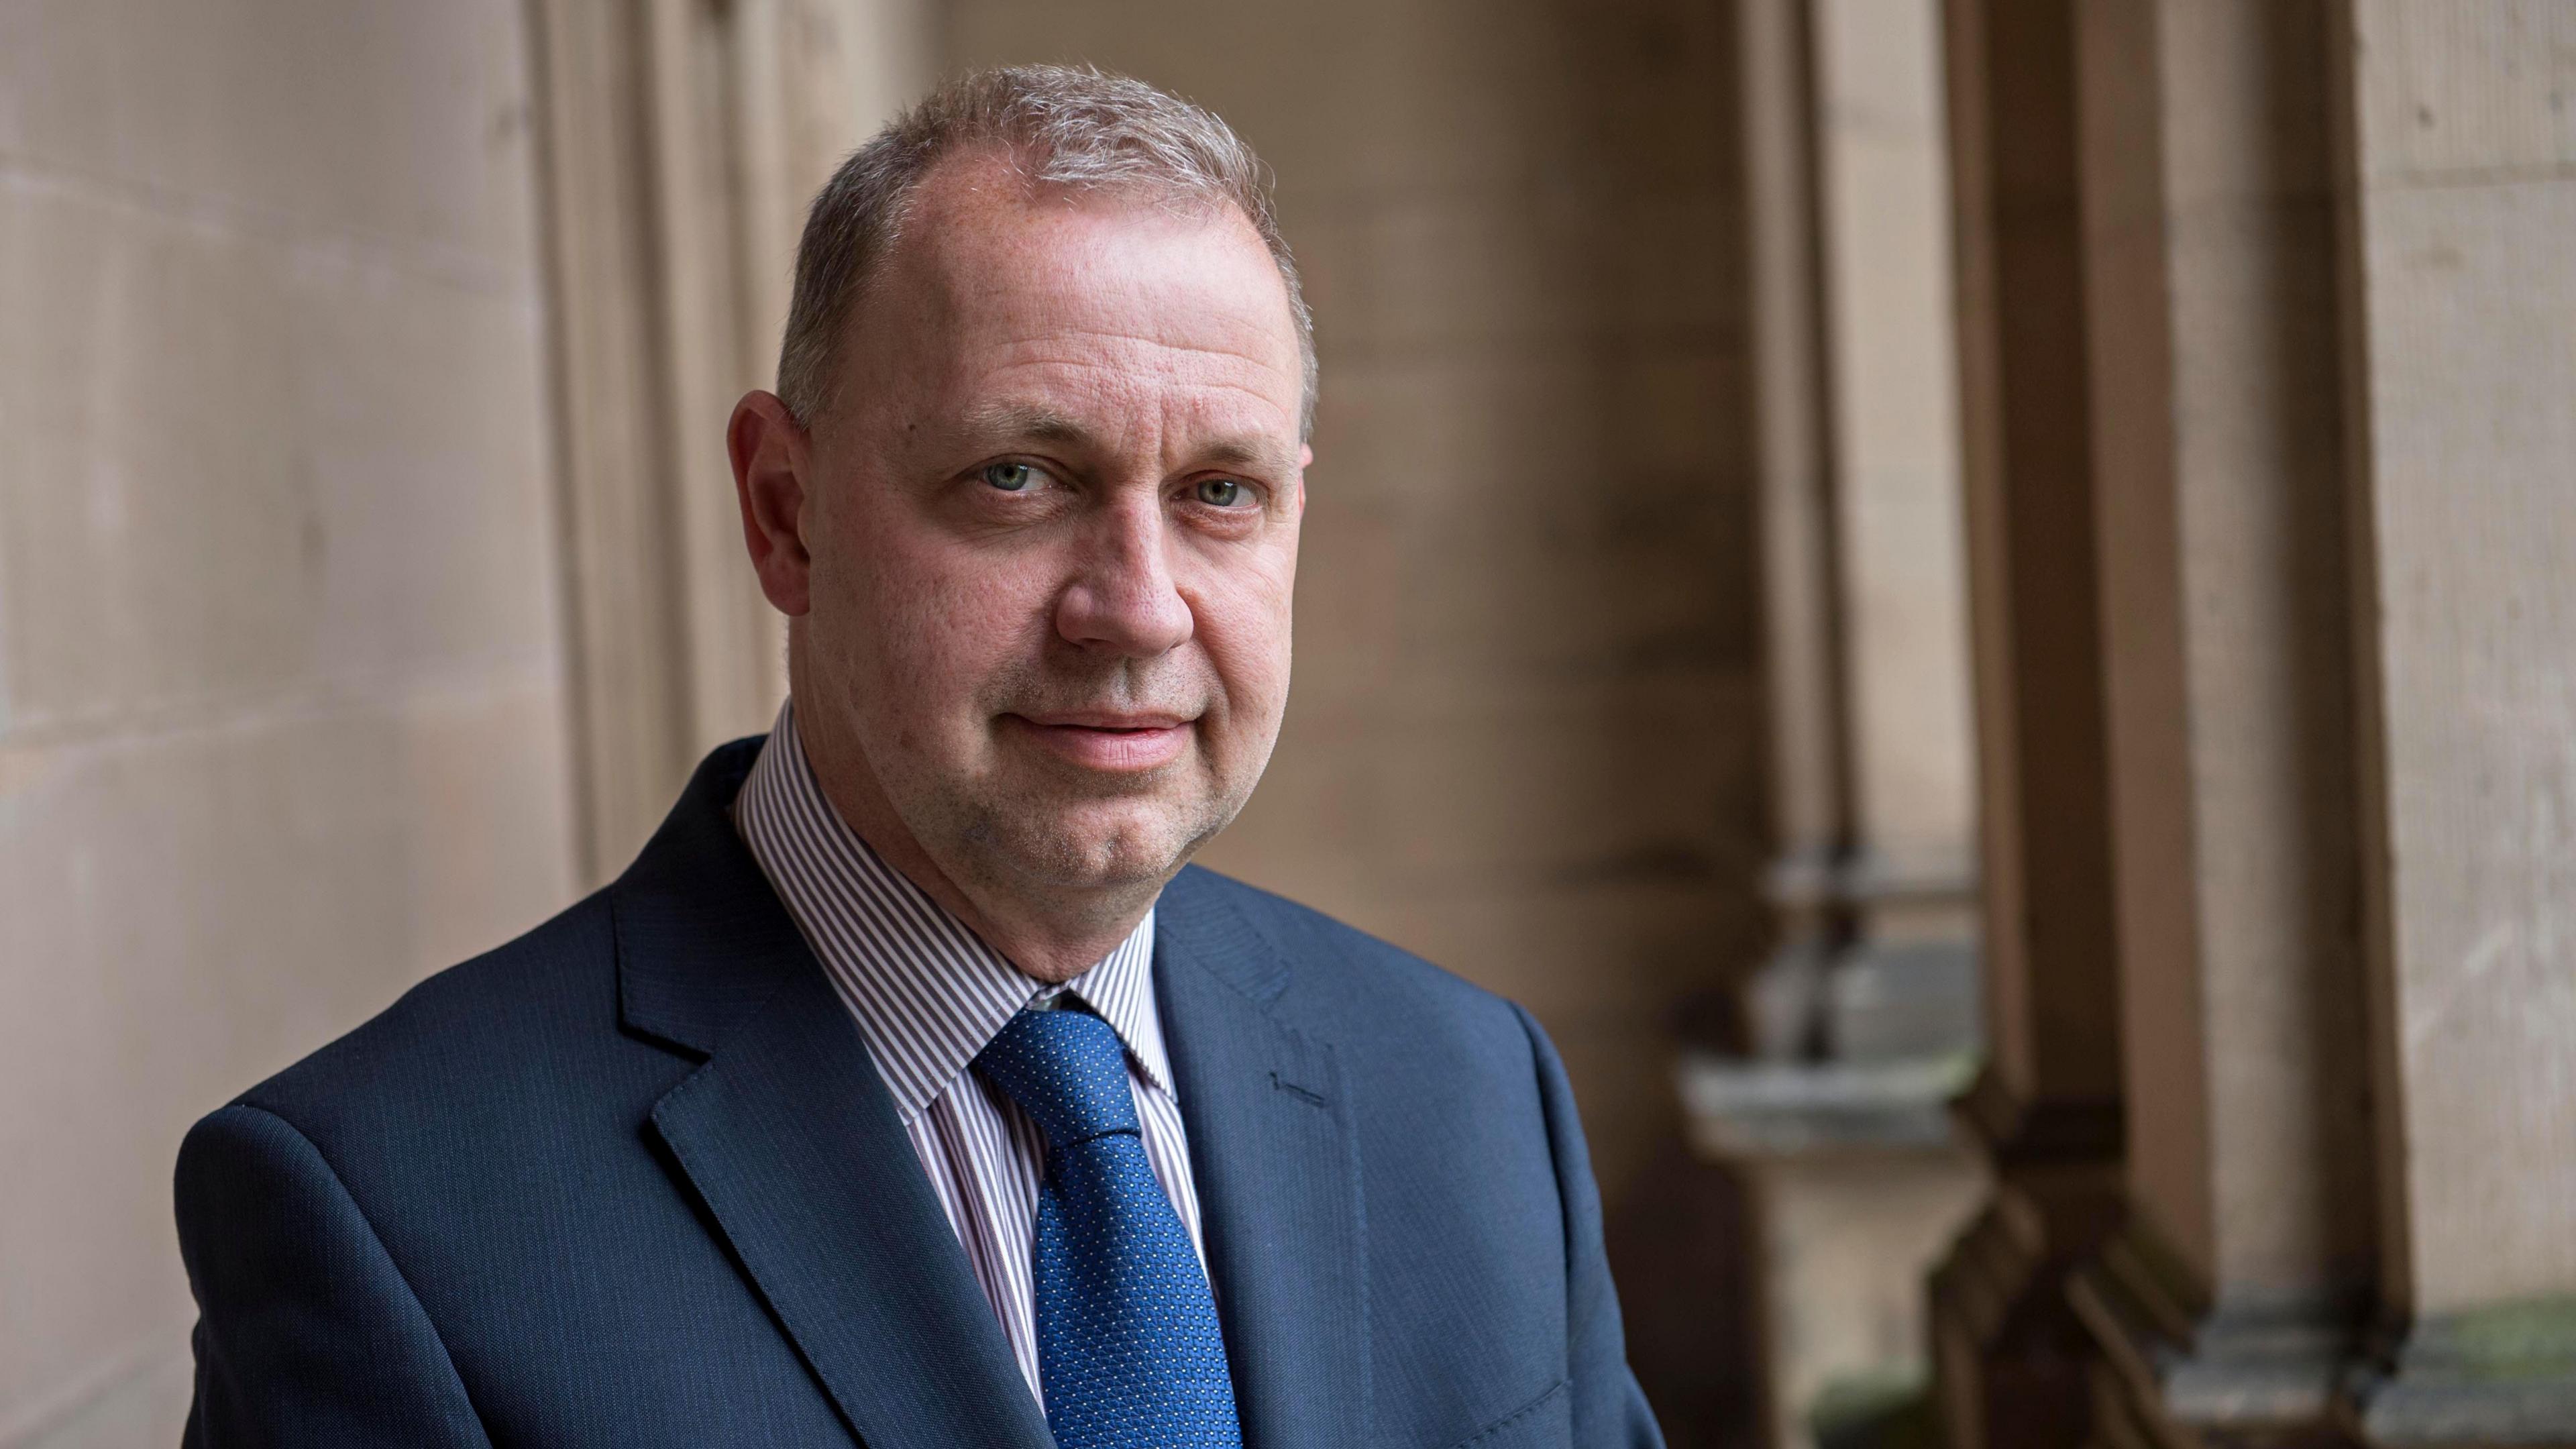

955,399,1297,477
1194,434,1301,478
958,400,1096,447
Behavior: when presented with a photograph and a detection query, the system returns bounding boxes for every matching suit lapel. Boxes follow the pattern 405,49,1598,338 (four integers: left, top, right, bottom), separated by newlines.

648,966,1053,1449
616,743,1051,1449
1157,871,1371,1449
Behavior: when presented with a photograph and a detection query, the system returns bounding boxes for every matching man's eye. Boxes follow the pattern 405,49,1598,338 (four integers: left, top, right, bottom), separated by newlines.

981,462,1040,492
1193,477,1247,508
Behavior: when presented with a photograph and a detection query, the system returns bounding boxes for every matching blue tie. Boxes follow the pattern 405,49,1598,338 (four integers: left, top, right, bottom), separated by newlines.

974,1006,1245,1449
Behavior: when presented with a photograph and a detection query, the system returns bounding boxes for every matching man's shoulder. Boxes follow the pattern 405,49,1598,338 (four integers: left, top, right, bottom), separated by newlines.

225,887,641,1138
1163,865,1538,1058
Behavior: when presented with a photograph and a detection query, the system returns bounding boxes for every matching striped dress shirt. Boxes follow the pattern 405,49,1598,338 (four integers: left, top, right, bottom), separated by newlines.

729,700,1207,1409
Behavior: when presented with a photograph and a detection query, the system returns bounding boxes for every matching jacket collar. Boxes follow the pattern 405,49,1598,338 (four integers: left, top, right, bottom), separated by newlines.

1156,868,1373,1449
612,741,1371,1449
612,737,799,1058
614,739,1052,1449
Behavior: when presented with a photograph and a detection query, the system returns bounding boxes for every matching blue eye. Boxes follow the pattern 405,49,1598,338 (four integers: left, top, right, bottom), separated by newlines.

981,462,1037,492
1194,478,1245,507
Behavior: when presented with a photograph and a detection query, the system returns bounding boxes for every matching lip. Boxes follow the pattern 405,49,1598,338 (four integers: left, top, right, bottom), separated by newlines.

1002,713,1195,772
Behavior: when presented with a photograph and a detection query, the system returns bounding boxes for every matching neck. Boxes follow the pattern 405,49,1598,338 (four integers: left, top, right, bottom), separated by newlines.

785,670,1154,987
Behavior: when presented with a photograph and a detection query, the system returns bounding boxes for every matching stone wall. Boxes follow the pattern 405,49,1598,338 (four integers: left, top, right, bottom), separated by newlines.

0,2,578,1441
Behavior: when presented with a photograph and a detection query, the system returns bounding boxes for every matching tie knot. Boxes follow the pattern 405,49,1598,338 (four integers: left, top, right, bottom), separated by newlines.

973,1006,1140,1150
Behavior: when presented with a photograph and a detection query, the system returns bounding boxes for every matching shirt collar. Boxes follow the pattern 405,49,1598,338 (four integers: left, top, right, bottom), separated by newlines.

731,699,1171,1123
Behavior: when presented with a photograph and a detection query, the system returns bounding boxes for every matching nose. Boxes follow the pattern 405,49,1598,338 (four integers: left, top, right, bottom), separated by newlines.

1053,494,1195,658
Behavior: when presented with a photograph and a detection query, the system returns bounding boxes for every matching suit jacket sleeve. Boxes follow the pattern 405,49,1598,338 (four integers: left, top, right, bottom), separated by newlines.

1515,1005,1667,1449
174,1104,492,1448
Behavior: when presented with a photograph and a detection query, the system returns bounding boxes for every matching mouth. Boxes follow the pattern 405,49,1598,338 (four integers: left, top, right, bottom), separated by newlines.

1001,712,1197,772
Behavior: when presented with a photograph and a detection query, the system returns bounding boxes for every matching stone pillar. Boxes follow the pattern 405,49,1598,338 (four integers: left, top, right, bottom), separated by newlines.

2332,3,2576,1442
1935,5,2576,1447
1736,0,1851,1063
527,0,928,881
2039,5,2378,1446
1687,3,1988,1447
1809,0,1982,1067
1926,0,2131,1444
1735,0,1982,1069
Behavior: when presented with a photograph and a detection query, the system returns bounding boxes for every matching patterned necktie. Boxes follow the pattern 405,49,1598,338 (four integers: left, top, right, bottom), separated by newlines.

974,1006,1245,1449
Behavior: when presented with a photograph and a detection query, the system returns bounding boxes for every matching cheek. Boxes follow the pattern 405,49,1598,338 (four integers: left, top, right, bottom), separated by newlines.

1193,555,1297,722
821,508,1055,720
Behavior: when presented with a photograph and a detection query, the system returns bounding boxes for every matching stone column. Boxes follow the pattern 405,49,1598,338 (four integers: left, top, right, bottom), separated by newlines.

2040,5,2379,1446
1736,0,1852,1065
2332,3,2576,1442
1937,4,2576,1446
1686,4,1988,1446
1735,0,1984,1070
1809,0,1982,1068
1926,0,2131,1444
527,0,927,880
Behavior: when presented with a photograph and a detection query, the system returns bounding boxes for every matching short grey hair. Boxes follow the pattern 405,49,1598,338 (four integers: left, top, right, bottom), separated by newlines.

777,64,1316,438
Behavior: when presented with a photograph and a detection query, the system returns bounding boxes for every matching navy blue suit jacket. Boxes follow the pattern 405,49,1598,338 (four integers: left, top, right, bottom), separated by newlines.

176,739,1664,1448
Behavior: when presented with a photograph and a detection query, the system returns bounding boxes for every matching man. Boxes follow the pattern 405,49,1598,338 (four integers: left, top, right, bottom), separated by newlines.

176,66,1662,1448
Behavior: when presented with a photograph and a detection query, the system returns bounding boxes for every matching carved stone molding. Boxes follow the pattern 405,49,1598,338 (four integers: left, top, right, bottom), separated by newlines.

1930,1065,2127,1449
1932,1183,2121,1449
2071,1210,2367,1449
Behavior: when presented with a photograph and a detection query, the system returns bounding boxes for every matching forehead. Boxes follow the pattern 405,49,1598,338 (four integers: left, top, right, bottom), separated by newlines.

839,153,1306,447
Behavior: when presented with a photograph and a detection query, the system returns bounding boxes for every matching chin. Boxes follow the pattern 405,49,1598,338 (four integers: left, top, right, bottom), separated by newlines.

972,796,1224,896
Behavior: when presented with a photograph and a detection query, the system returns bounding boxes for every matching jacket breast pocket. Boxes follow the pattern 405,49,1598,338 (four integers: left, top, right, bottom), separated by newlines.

1447,1378,1570,1449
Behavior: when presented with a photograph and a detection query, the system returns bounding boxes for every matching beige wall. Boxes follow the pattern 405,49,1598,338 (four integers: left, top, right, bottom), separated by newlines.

940,0,1766,1210
0,1,578,1442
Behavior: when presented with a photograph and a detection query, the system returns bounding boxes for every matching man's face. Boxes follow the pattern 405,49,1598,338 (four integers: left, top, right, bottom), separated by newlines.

796,155,1307,902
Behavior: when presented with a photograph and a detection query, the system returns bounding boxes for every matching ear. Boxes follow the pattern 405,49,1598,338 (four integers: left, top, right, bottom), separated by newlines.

729,390,814,616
